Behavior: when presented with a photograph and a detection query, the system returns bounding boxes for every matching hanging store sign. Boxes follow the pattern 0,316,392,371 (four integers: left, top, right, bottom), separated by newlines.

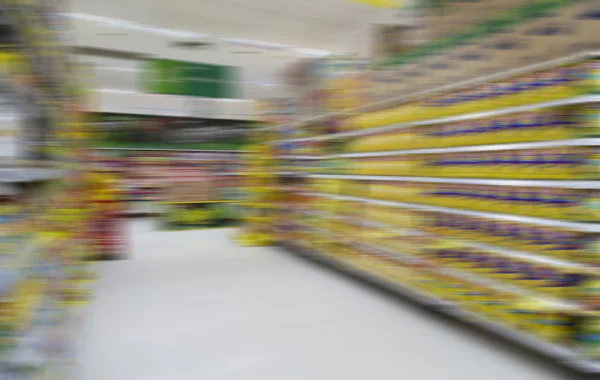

141,59,239,98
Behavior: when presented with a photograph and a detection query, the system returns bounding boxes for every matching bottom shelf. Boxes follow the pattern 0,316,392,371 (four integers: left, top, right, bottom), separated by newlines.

278,240,600,374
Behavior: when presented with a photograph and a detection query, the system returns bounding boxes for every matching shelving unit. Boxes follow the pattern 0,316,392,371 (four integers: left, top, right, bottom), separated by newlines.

0,1,96,379
282,240,600,373
91,148,245,225
234,101,289,246
265,51,600,374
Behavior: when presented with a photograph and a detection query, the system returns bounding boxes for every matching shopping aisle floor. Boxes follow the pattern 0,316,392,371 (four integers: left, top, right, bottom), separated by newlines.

75,219,574,380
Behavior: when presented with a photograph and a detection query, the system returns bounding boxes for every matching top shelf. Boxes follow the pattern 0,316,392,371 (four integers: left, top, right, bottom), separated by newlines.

266,51,600,134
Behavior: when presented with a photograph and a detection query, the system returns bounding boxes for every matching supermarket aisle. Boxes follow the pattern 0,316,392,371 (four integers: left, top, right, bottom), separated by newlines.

76,219,572,380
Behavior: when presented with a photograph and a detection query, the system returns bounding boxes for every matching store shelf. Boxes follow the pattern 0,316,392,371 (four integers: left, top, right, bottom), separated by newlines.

0,244,37,299
93,147,248,153
306,192,600,233
308,174,600,189
280,240,600,373
359,218,589,270
316,96,600,142
272,51,600,136
359,242,579,310
457,241,590,271
279,155,324,160
279,96,600,144
332,138,600,158
257,50,600,377
164,200,240,205
278,171,306,176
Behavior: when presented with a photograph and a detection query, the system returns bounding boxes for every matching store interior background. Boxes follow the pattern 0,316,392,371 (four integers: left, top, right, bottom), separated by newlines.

2,0,600,379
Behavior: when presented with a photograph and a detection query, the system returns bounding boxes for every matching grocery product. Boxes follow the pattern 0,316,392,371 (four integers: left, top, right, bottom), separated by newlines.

344,146,597,180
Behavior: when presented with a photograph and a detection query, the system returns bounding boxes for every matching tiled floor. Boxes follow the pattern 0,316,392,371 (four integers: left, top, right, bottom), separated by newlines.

75,219,572,380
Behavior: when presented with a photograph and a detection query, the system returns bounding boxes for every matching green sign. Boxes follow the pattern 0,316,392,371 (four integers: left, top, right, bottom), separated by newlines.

141,60,239,98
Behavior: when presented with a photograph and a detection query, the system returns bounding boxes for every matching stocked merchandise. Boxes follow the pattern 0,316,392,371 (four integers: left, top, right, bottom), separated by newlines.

235,131,279,246
263,51,600,371
373,0,599,99
343,146,596,179
0,171,97,378
235,100,298,246
346,107,595,153
0,1,98,378
163,174,242,230
332,180,600,222
91,149,245,224
87,170,127,260
348,59,596,131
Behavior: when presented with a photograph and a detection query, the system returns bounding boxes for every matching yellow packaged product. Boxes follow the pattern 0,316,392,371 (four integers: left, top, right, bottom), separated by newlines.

509,298,540,334
409,125,434,149
579,104,600,138
582,147,600,180
535,303,576,344
346,134,386,152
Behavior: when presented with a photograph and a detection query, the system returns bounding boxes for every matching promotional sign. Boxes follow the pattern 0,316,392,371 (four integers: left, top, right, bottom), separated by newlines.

141,59,239,98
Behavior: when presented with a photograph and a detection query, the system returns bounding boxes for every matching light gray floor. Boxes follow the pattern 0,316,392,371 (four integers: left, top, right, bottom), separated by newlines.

75,219,574,380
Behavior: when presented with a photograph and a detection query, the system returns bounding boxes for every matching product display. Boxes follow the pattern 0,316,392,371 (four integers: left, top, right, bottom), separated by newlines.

0,1,97,378
235,100,284,246
91,148,245,225
267,52,600,372
235,134,278,245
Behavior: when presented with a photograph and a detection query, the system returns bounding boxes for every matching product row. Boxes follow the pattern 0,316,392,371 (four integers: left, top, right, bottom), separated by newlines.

299,198,598,262
346,107,596,153
351,181,599,221
345,147,595,179
321,245,598,355
423,241,582,298
346,58,598,130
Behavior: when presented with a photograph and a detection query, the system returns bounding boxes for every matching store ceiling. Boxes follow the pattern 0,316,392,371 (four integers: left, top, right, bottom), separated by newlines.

71,0,389,53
